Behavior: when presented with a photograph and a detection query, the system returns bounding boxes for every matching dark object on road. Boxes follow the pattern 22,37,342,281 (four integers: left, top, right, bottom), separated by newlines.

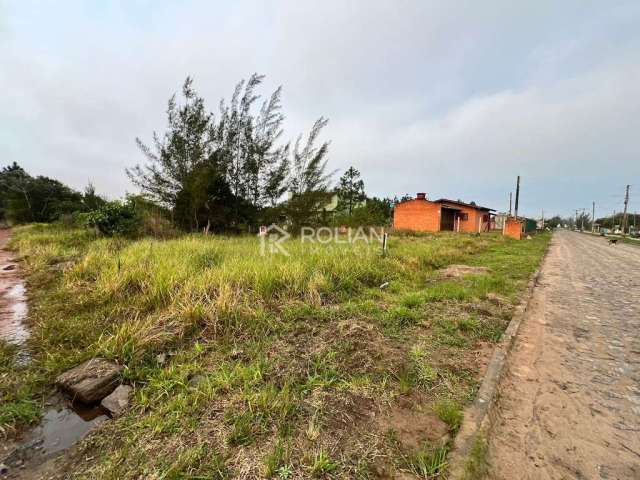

608,238,618,245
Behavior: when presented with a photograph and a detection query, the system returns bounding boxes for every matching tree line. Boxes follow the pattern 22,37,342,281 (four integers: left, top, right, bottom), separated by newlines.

1,74,396,234
128,74,394,233
545,212,639,232
0,162,105,224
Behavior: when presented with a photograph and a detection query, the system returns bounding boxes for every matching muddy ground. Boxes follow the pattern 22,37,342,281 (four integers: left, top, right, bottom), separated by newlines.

0,229,28,349
488,231,640,479
1,230,108,480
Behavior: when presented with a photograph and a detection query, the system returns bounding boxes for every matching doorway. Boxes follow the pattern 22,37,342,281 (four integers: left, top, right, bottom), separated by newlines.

441,208,458,231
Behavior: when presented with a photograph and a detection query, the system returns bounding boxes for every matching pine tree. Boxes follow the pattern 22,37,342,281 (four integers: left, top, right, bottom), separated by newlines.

336,166,365,215
127,77,214,215
286,117,334,230
128,75,330,231
289,117,332,195
215,74,290,224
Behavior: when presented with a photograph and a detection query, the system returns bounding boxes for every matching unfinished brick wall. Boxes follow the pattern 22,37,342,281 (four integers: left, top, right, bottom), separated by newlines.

393,199,441,232
503,218,523,240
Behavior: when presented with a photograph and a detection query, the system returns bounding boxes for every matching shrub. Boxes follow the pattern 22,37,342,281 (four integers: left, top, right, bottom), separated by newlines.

433,398,463,431
309,450,337,477
140,212,179,238
404,442,448,478
86,201,142,237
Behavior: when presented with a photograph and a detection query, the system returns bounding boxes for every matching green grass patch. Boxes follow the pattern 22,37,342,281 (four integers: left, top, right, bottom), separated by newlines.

402,442,449,478
0,224,549,477
433,398,463,432
263,440,290,478
462,433,489,480
308,449,338,477
0,341,42,430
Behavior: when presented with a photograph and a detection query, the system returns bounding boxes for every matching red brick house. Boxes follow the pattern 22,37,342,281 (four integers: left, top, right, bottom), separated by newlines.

393,193,494,233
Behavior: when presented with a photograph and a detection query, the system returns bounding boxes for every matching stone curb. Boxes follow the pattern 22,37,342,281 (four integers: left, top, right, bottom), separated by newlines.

447,241,552,479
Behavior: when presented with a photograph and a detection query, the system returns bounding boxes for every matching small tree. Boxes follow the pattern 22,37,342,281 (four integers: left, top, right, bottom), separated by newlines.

86,200,142,237
546,215,563,228
82,182,106,211
285,118,334,230
127,77,215,229
0,163,29,222
331,196,393,227
216,74,290,215
128,75,293,231
576,211,591,231
336,166,365,215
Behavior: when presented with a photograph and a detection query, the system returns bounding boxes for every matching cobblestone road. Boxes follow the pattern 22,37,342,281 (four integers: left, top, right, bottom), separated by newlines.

488,231,640,479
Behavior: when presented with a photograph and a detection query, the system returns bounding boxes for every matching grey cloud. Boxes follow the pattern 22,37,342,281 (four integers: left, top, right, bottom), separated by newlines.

1,0,638,216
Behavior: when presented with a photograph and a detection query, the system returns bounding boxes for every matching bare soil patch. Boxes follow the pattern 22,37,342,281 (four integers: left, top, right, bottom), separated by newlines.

440,264,491,278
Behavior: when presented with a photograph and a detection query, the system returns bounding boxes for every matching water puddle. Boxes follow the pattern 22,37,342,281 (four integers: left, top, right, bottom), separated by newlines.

1,395,109,477
1,229,30,353
27,399,109,456
1,253,31,366
0,281,29,346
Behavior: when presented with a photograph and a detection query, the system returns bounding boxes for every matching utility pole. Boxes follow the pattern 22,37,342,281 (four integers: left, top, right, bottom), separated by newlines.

514,176,520,218
509,192,512,216
575,209,579,230
592,201,595,233
622,184,630,236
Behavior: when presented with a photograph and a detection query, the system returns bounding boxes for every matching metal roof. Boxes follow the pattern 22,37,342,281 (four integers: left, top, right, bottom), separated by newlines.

433,198,495,211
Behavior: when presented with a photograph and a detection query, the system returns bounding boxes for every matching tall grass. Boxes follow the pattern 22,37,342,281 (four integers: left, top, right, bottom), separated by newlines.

2,224,550,478
4,225,539,383
10,227,395,369
10,226,502,370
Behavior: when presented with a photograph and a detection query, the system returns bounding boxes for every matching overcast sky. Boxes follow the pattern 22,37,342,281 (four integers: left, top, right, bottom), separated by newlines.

1,1,639,218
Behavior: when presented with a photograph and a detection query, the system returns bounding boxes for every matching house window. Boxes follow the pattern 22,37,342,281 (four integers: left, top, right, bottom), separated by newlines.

459,213,469,221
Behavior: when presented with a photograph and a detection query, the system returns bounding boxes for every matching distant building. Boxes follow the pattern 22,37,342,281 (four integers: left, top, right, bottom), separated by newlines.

393,193,494,233
287,191,366,214
493,213,509,231
523,218,537,233
321,192,366,213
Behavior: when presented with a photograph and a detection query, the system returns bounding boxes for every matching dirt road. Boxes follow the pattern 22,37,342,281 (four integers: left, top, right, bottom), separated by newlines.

488,231,640,479
0,229,29,347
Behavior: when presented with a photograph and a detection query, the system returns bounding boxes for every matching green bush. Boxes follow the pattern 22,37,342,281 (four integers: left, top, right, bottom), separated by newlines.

433,398,463,431
86,201,142,237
